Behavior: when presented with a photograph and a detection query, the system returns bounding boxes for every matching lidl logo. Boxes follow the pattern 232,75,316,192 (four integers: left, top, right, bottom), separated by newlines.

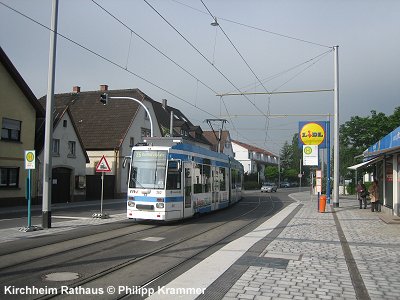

300,122,325,145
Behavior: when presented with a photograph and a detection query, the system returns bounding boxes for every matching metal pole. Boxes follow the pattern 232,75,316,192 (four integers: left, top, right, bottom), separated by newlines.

170,111,174,137
299,158,302,192
27,169,31,228
100,172,104,215
333,45,340,207
218,128,222,153
42,0,59,228
110,97,154,137
326,119,331,204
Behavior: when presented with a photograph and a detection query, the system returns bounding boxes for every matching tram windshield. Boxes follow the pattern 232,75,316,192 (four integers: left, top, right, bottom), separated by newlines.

129,150,167,189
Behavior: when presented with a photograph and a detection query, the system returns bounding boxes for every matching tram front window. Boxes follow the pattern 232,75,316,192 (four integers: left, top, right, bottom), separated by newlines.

129,150,167,189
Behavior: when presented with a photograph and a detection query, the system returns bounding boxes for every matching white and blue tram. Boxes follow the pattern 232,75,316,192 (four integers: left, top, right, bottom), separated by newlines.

126,137,243,221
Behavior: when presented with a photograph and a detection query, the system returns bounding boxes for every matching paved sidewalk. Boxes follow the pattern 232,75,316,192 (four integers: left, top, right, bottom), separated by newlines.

0,199,126,244
221,192,400,300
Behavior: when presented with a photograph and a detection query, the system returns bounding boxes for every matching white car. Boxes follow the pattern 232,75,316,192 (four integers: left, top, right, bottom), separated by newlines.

261,183,277,193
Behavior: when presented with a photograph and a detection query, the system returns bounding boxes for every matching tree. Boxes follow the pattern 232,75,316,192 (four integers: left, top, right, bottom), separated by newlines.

339,107,400,179
264,165,279,182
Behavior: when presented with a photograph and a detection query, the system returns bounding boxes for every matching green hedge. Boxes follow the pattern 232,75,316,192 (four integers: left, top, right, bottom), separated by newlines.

243,181,261,190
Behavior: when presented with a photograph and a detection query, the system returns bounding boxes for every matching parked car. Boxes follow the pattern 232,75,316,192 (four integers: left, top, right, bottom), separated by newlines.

280,182,290,188
261,183,278,193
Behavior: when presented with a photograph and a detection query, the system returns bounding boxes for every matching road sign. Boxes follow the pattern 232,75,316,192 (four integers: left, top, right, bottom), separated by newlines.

303,145,318,166
96,155,111,173
25,150,35,170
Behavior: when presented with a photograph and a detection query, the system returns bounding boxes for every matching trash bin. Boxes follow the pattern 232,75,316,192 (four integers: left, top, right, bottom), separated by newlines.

319,195,327,213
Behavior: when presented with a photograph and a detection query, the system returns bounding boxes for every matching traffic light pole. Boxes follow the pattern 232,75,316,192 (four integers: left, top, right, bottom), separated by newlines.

101,94,154,137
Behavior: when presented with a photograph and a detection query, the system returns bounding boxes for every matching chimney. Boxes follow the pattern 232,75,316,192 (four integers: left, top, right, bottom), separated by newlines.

100,84,108,91
162,99,167,109
72,86,81,93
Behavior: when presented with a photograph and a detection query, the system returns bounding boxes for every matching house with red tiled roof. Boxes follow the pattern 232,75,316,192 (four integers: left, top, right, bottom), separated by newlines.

203,130,234,157
231,140,278,181
39,86,211,199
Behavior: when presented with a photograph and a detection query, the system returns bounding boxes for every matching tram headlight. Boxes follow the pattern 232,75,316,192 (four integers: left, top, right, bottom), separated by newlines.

128,201,135,207
156,203,164,209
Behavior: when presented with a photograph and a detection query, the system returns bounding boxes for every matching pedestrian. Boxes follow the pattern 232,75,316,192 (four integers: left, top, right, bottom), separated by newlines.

356,181,367,209
368,179,380,212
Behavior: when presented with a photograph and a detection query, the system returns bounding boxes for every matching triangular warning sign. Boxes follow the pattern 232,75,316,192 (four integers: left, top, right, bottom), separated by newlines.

96,155,112,173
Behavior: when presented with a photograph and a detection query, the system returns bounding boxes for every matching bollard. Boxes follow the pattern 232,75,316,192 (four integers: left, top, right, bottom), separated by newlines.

319,195,327,213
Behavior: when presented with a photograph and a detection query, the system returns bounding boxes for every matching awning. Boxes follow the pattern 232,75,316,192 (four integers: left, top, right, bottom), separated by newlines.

347,156,381,170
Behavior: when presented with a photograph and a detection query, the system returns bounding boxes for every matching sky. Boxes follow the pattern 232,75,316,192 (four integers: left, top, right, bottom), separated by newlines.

1,0,399,155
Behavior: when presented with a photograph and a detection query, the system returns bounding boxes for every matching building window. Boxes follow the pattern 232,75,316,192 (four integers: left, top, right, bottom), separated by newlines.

1,118,21,141
0,167,19,188
141,128,151,138
63,120,68,127
52,139,60,156
68,141,76,157
130,137,134,147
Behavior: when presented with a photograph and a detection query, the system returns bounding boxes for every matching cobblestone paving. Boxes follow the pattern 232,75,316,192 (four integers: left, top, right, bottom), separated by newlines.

336,198,400,300
223,194,400,300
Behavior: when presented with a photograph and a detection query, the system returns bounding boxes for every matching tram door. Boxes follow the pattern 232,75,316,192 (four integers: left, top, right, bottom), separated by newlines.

183,162,193,218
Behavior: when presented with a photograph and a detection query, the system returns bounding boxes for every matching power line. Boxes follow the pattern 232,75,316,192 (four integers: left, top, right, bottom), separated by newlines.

143,0,272,120
91,0,219,97
0,1,218,119
229,49,333,94
200,0,272,148
170,0,331,48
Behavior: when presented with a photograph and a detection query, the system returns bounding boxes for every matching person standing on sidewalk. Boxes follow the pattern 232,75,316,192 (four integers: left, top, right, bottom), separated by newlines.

356,181,367,209
368,179,380,212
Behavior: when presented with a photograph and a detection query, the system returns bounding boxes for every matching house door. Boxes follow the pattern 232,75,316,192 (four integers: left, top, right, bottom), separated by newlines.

52,167,71,203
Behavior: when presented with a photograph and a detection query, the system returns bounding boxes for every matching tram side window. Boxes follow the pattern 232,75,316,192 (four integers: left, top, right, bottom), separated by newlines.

220,167,226,191
236,171,242,188
194,163,203,194
203,165,211,193
166,161,181,190
231,169,238,188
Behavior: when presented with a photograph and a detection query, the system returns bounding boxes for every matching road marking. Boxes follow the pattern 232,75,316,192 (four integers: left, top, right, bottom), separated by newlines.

52,216,92,220
141,237,165,242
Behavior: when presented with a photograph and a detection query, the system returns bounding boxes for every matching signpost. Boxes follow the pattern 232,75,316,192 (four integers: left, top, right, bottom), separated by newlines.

20,150,42,232
94,155,111,219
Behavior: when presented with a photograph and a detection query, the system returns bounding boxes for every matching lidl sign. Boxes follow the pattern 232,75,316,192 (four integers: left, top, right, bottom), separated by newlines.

298,121,328,149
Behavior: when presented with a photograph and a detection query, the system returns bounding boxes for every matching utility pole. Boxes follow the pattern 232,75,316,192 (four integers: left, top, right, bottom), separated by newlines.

42,0,59,228
205,119,227,153
333,46,340,207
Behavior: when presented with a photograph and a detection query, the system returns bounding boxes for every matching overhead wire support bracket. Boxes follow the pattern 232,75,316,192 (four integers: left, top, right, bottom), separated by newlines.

216,89,334,97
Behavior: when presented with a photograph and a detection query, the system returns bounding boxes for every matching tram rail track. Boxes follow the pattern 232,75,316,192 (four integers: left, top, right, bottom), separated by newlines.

33,193,281,300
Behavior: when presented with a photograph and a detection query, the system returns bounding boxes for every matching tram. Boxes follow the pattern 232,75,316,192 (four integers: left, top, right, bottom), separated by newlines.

126,137,243,221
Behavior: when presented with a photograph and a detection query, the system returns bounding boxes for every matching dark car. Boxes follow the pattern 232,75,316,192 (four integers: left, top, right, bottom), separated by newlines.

261,183,278,193
280,182,290,188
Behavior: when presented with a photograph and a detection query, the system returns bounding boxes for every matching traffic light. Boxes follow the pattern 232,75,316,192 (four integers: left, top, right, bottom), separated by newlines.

100,93,109,105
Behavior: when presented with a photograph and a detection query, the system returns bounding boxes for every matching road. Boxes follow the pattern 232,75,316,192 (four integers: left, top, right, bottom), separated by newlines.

0,189,298,300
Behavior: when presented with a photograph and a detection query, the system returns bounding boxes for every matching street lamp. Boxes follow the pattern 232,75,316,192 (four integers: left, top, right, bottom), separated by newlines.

100,94,154,137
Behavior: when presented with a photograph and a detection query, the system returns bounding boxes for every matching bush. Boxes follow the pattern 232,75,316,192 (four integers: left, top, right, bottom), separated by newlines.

243,181,261,190
346,182,356,195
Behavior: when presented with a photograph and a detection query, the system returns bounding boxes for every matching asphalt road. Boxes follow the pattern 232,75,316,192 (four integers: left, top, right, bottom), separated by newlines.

0,189,298,300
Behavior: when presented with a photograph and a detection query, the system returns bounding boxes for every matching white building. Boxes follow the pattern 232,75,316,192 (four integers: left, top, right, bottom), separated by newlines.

231,140,279,182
